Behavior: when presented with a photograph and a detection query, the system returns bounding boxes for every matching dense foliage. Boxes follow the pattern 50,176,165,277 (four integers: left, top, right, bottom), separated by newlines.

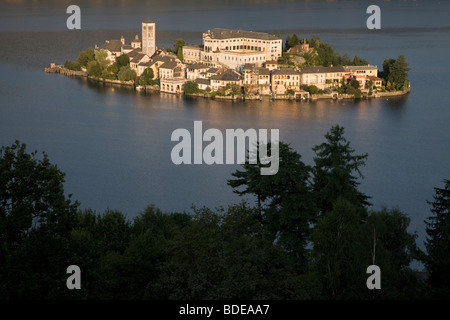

380,55,410,91
0,126,446,300
284,34,370,67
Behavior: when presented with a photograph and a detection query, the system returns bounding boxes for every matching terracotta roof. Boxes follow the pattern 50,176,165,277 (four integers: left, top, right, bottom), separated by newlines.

130,53,147,63
159,61,178,70
184,45,204,49
152,55,176,63
139,61,153,67
243,63,256,70
345,65,378,71
257,67,270,75
98,40,122,53
272,68,301,75
195,78,211,85
207,67,220,74
300,66,346,74
206,28,280,41
210,70,241,81
187,62,209,70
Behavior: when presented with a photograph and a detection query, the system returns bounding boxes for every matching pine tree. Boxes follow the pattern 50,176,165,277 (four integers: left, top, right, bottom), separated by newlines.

424,179,450,299
387,55,410,90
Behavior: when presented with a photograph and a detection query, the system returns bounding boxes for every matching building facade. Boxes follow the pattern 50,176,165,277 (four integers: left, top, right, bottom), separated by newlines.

300,66,346,90
202,28,282,62
271,69,301,94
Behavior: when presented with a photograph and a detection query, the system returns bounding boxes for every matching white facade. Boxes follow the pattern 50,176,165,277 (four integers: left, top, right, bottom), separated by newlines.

183,46,203,64
160,78,185,94
202,29,283,62
218,51,266,69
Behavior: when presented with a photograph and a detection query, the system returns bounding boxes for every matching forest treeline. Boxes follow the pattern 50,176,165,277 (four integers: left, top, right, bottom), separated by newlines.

1,125,449,300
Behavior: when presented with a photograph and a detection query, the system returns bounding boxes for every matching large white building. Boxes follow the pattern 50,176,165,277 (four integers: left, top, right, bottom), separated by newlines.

183,28,283,70
142,20,156,57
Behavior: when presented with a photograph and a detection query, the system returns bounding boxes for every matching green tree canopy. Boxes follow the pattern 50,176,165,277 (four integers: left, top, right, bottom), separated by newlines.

228,142,315,271
424,179,450,299
138,67,155,86
352,55,369,66
311,198,368,299
0,141,79,299
64,60,81,71
183,81,200,95
350,79,360,89
77,47,95,68
94,49,110,70
87,60,102,77
155,203,307,299
364,207,421,299
387,55,410,90
381,56,410,90
174,39,186,61
312,125,370,216
116,54,130,68
117,66,137,82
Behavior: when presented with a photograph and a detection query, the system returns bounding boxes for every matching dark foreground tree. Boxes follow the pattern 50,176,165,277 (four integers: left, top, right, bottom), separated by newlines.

424,179,450,299
312,125,370,217
311,198,368,299
364,207,422,299
0,141,79,299
228,142,315,271
154,202,317,299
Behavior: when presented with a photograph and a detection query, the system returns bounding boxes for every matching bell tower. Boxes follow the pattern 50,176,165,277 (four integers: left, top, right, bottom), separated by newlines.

142,19,156,57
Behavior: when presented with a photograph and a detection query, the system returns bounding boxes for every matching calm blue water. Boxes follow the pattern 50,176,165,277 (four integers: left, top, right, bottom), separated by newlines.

1,0,450,251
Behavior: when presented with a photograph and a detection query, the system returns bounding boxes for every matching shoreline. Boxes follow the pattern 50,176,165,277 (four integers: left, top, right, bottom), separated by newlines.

45,65,411,101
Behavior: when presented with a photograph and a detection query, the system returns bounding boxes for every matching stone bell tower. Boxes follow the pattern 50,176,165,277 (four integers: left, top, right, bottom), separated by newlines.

142,19,156,57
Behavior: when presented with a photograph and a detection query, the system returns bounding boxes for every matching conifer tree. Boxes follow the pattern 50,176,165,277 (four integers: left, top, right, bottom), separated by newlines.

424,179,450,299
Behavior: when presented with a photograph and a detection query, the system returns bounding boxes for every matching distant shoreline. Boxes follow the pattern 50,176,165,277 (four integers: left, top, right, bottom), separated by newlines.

45,65,410,101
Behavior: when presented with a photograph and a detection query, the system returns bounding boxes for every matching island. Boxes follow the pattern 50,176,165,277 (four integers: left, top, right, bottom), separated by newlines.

46,19,411,100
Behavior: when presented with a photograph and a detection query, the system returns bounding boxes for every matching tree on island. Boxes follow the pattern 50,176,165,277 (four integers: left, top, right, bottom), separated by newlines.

350,79,360,89
118,66,137,82
94,49,110,70
64,59,81,71
138,67,155,86
284,35,373,68
87,60,102,77
76,47,95,68
381,55,410,90
174,39,186,62
116,54,130,68
352,55,369,66
183,81,200,95
285,34,300,50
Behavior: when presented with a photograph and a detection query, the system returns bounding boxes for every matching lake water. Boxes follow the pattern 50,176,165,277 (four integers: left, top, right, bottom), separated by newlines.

1,0,450,250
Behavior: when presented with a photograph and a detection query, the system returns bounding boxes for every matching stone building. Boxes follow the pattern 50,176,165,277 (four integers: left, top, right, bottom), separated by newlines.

142,19,156,57
182,28,282,70
300,66,346,90
271,69,301,94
